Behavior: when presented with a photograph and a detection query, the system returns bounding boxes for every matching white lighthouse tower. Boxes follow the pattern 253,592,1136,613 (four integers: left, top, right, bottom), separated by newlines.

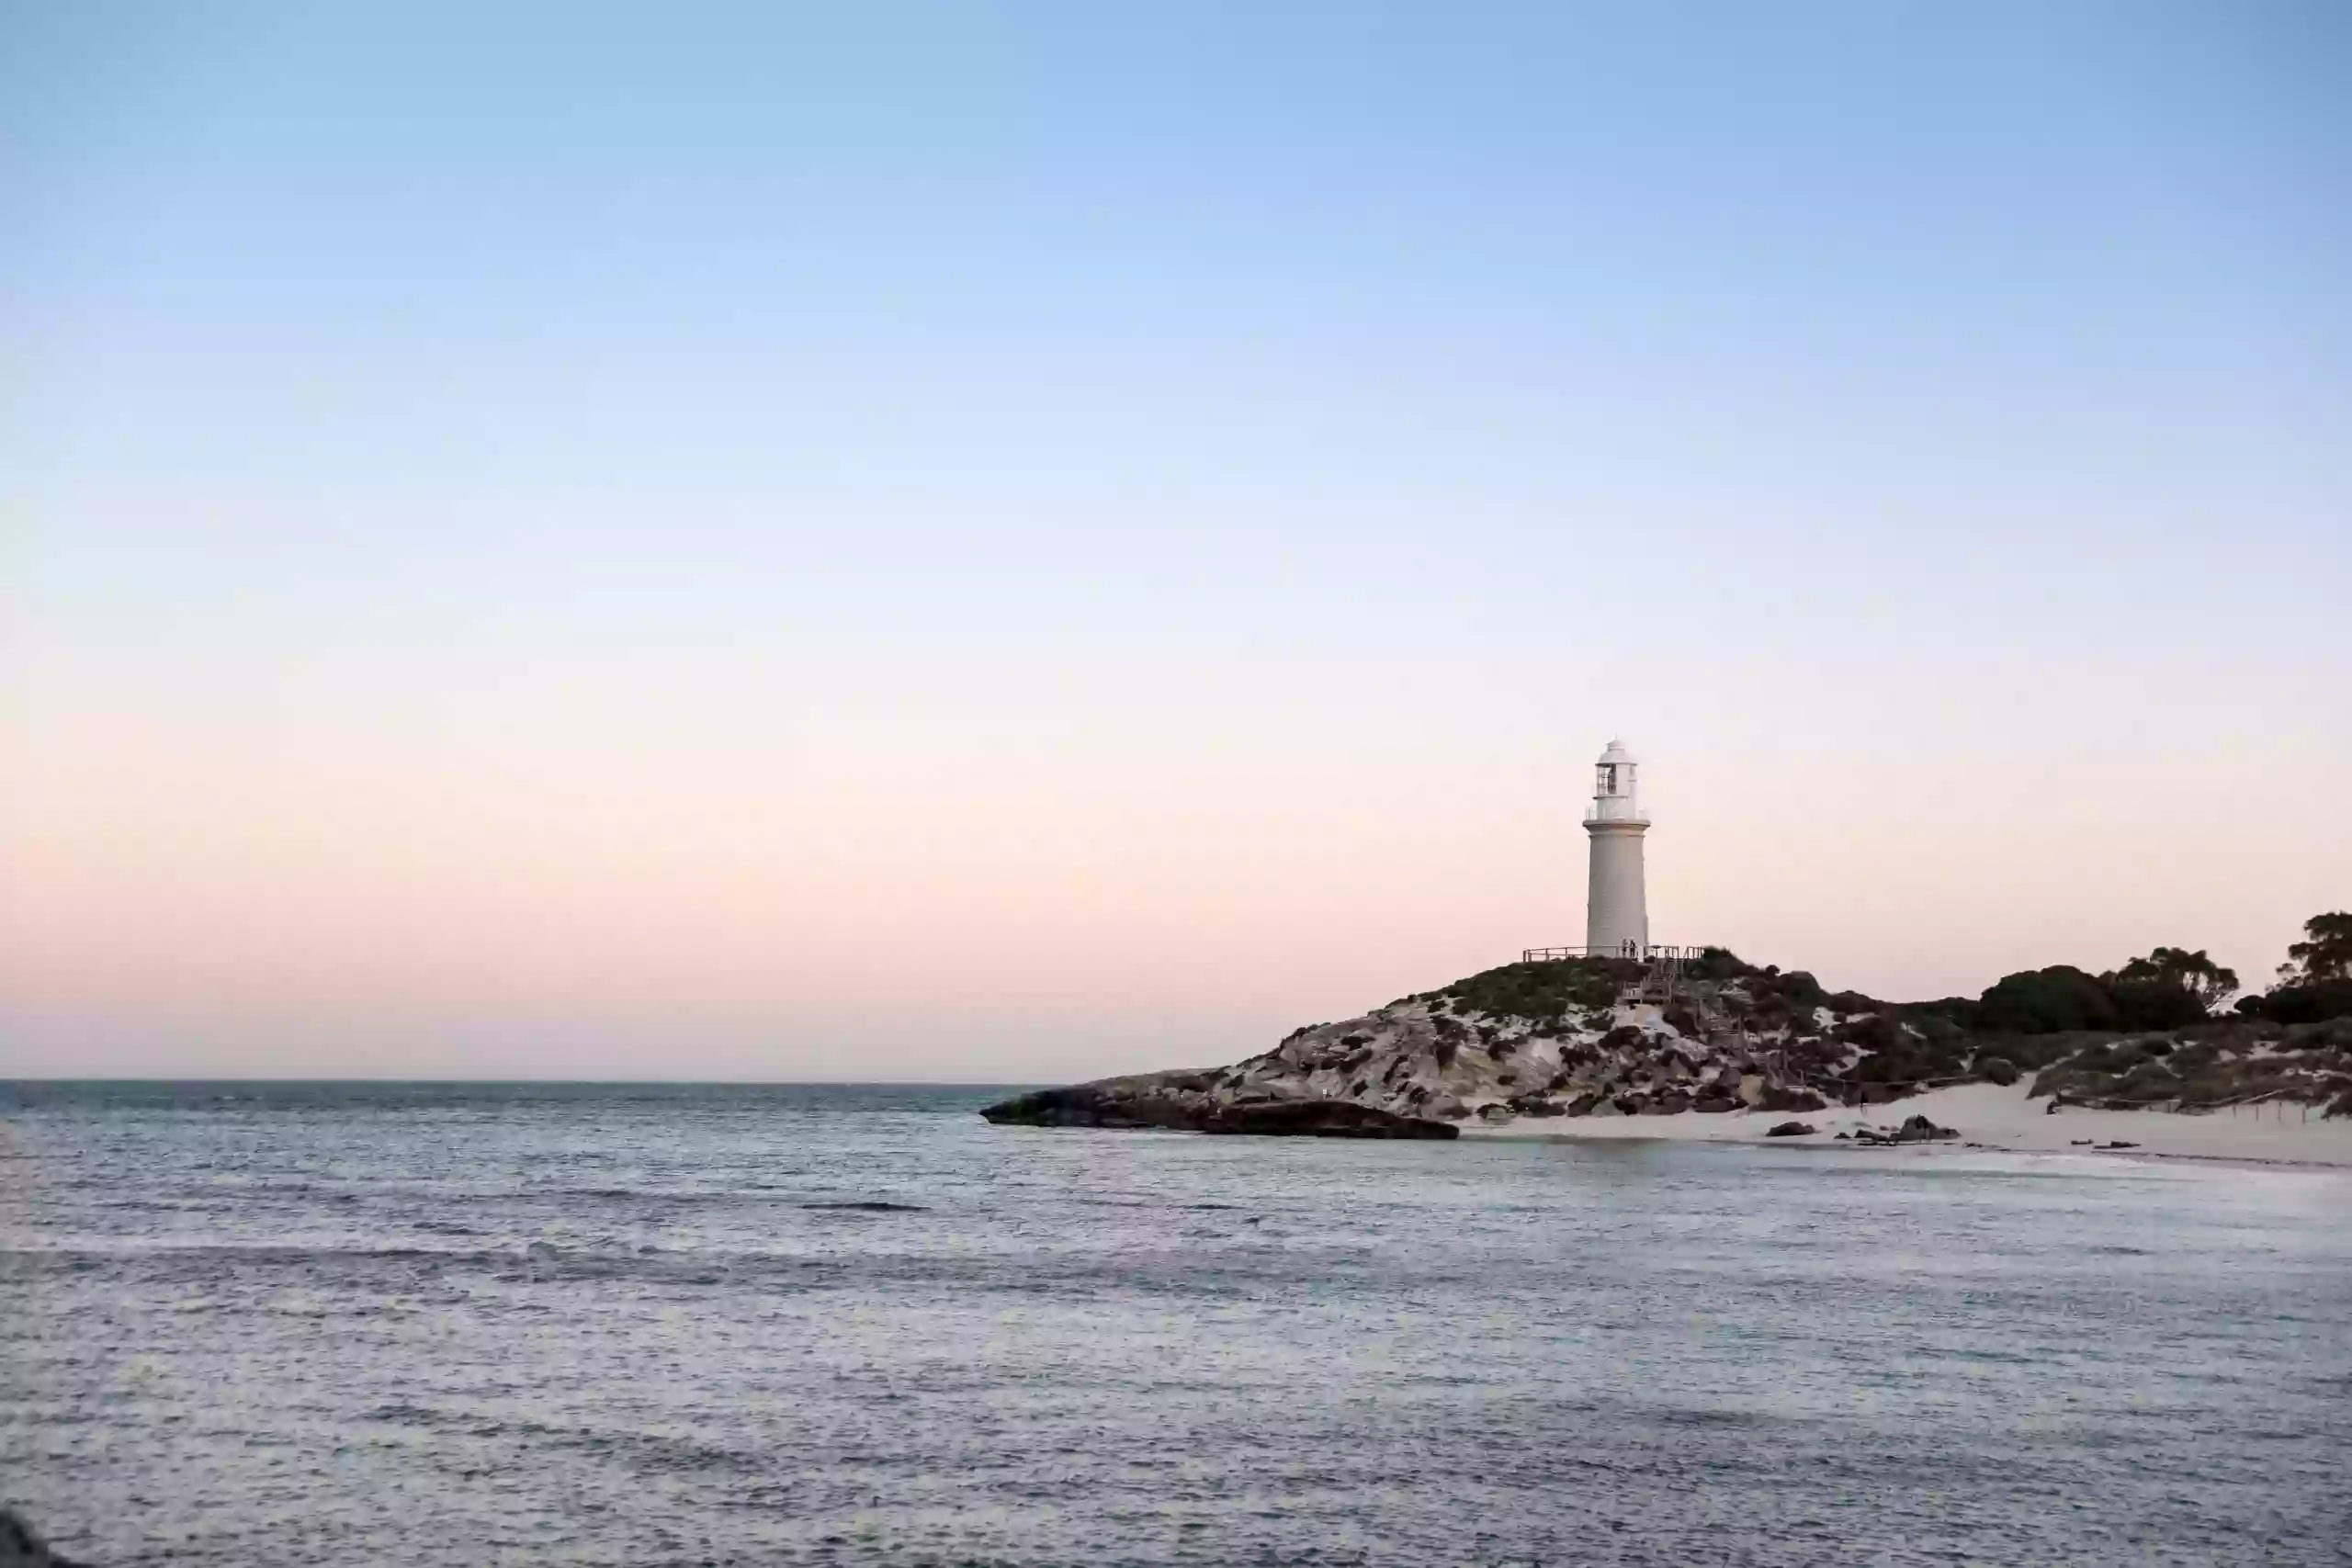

1584,739,1649,956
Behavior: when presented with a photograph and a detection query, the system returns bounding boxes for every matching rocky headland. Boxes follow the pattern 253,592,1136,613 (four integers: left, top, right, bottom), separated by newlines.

982,946,2352,1144
979,1074,1457,1137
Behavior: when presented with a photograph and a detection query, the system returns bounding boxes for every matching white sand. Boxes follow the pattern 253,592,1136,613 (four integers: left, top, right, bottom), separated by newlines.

1464,1077,2352,1168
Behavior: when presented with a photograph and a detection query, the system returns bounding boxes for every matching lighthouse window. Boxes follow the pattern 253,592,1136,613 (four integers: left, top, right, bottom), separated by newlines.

1600,765,1617,793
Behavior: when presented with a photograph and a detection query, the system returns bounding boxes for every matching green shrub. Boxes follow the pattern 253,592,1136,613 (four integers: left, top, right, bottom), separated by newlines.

1434,959,1630,1022
2107,978,2212,1031
2246,980,2352,1024
1773,971,1829,1009
1906,996,1984,1030
1685,947,1759,983
1975,966,2119,1034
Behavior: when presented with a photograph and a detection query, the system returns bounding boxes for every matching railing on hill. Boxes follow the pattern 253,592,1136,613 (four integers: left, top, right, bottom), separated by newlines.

1521,943,1710,963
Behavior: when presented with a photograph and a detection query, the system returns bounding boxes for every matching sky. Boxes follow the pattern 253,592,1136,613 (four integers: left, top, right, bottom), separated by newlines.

5,1,2348,1081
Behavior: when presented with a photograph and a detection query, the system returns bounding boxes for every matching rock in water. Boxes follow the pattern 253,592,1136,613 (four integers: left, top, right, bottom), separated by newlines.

1764,1121,1817,1137
979,1075,1457,1138
2,1511,87,1568
1200,1100,1460,1139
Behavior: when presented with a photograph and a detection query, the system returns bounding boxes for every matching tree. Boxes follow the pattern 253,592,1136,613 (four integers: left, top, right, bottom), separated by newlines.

1975,966,2118,1034
2245,912,2352,1024
2108,946,2239,1016
2278,912,2352,986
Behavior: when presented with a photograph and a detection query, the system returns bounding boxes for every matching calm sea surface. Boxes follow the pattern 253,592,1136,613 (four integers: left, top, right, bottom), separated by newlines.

3,1081,2347,1567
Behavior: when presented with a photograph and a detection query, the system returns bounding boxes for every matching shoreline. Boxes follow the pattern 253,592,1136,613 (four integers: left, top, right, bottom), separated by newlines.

1460,1077,2352,1169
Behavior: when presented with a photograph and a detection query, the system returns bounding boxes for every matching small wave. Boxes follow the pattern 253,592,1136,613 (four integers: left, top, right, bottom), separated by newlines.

800,1200,926,1213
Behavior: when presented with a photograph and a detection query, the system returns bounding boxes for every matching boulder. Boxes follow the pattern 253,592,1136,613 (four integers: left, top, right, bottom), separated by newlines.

1974,1055,2021,1087
1200,1100,1459,1138
1764,1121,1817,1137
1,1511,85,1568
979,1077,1458,1138
1898,1113,1958,1143
1857,1114,1959,1145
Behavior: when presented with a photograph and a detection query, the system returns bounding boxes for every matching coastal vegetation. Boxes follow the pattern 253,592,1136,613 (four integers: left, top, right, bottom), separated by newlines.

2239,911,2352,1025
986,910,2352,1134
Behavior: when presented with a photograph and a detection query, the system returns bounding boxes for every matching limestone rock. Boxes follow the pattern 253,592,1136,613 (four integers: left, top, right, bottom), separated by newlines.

1854,1113,1958,1145
1,1511,86,1568
978,1077,1457,1139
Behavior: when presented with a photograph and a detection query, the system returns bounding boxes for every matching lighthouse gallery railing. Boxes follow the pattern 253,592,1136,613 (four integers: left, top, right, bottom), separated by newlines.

1520,944,1709,963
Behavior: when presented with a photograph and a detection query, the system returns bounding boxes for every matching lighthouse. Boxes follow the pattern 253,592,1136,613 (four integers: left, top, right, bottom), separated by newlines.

1584,739,1649,956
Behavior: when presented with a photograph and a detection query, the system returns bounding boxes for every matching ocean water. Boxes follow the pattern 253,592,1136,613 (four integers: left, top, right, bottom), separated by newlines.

3,1082,2347,1567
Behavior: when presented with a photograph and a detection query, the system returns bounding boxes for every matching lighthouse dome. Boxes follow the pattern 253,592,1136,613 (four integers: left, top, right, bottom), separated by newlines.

1586,738,1645,826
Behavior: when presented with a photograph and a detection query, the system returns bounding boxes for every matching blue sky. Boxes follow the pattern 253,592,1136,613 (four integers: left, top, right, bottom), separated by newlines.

6,2,2348,1077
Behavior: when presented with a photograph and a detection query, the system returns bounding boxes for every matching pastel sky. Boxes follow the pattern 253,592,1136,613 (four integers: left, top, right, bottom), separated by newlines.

6,2,2347,1081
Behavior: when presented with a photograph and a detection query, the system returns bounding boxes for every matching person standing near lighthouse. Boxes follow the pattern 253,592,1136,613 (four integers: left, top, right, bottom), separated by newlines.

1584,739,1649,956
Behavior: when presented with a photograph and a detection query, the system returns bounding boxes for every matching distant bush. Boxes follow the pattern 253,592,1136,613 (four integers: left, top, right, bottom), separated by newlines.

1835,1014,1905,1054
1684,947,1759,983
1774,971,1829,1009
2225,913,2352,1026
2242,980,2352,1025
1736,968,1833,1029
1819,1004,1991,1091
2278,912,2351,987
1434,959,1630,1022
1974,966,2119,1034
2007,1029,2131,1073
2061,1039,2151,1076
1907,1012,1965,1047
2106,978,2211,1031
1972,948,2267,1036
1905,996,1984,1031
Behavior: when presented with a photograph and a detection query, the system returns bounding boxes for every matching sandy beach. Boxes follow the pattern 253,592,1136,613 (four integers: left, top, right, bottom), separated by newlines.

1466,1077,2352,1168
